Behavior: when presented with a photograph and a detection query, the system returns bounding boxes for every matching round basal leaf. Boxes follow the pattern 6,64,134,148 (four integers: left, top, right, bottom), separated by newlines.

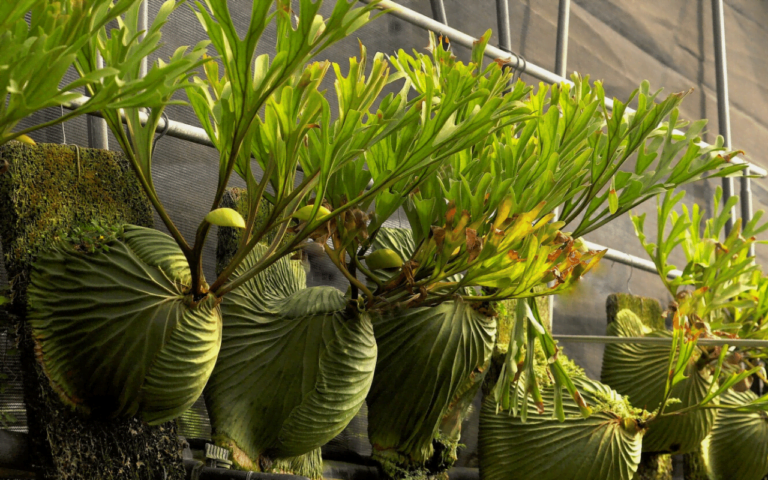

15,134,36,146
373,227,416,260
205,208,246,228
366,300,496,478
292,205,332,221
479,376,645,480
365,248,403,270
205,243,376,474
27,225,222,424
601,310,716,454
370,227,469,294
706,389,768,480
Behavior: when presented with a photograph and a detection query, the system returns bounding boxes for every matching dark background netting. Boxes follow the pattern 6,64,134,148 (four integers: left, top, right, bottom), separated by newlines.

1,0,768,471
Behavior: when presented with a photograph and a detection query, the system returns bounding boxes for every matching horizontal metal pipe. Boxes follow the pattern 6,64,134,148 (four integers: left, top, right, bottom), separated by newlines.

363,0,562,84
554,334,768,348
66,96,215,149
359,0,766,177
582,240,681,279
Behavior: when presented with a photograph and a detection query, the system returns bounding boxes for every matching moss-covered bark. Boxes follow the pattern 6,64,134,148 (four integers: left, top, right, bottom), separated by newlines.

683,445,713,480
0,142,185,480
633,452,673,480
606,293,665,330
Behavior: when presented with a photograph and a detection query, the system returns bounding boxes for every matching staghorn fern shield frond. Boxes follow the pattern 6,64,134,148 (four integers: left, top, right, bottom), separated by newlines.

479,375,647,480
204,243,376,479
367,300,496,479
27,225,222,424
601,310,716,454
365,227,496,478
705,389,768,480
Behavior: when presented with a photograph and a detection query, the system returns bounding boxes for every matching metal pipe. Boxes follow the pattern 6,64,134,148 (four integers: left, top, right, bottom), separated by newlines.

67,96,215,149
551,0,571,328
582,240,682,279
495,0,512,52
712,0,737,235
429,0,450,50
554,0,571,78
554,335,768,348
361,0,563,84
429,0,448,26
139,0,149,78
359,0,766,177
86,54,109,150
742,169,755,256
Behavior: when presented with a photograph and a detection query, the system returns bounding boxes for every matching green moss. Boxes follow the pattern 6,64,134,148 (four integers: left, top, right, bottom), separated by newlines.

633,453,673,480
0,141,152,308
0,142,188,480
683,444,713,480
607,293,664,331
590,386,651,423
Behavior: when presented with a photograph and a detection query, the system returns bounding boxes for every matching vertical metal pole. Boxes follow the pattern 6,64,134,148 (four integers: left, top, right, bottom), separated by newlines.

711,0,736,235
551,0,572,329
554,0,570,78
429,0,448,26
495,0,511,52
86,54,109,150
429,0,450,49
139,0,149,78
713,0,757,394
743,169,759,393
742,169,755,256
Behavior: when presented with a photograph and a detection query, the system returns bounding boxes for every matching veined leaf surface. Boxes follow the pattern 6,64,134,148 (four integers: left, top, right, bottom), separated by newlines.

27,225,222,424
601,310,716,454
205,243,376,472
706,390,768,480
365,226,492,477
367,300,496,475
479,376,645,480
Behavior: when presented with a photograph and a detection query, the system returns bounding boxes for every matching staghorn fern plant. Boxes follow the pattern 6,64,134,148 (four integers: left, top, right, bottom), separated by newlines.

206,26,741,478
347,37,745,480
600,188,768,479
24,0,389,429
5,1,757,479
205,28,745,480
